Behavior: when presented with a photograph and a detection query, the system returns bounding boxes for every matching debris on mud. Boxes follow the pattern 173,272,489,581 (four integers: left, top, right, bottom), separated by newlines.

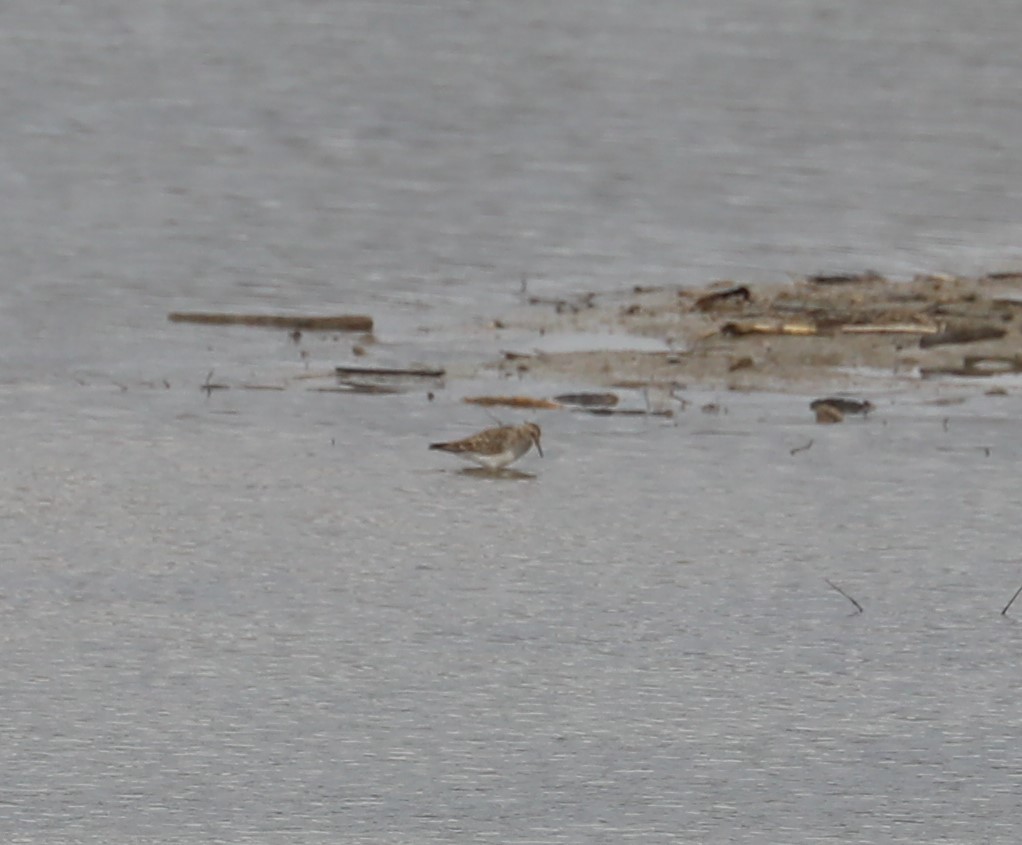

694,285,752,311
488,272,1022,392
813,403,846,424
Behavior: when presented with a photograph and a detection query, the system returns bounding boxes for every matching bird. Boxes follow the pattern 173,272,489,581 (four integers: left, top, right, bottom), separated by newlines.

429,422,543,470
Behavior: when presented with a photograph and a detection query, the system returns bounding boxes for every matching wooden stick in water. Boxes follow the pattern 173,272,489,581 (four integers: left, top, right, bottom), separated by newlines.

824,578,864,614
337,365,445,378
170,312,373,332
1001,583,1022,616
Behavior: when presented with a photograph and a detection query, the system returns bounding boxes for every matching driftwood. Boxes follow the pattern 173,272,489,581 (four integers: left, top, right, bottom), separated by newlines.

840,323,938,335
169,312,373,332
335,365,444,379
554,392,619,408
463,395,561,410
581,407,674,417
721,320,817,337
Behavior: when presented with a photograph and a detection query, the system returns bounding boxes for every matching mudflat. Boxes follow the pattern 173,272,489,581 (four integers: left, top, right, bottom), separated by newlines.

488,272,1022,393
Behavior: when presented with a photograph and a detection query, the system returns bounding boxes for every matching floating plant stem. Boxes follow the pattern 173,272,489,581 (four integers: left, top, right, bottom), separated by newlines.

1001,583,1022,616
825,578,863,614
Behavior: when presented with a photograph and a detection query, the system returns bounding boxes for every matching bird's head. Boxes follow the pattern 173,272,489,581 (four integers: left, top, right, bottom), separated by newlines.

524,422,543,457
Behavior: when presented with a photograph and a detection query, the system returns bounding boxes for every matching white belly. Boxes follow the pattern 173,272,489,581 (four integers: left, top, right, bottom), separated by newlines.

466,448,517,470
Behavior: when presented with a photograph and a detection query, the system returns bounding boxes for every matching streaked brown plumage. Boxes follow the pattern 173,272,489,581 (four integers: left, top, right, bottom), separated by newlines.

429,422,543,470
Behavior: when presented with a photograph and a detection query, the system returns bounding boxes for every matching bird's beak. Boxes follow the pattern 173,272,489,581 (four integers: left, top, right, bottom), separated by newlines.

535,436,543,457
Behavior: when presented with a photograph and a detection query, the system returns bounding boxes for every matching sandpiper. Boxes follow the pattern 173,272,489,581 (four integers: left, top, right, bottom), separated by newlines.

429,422,543,470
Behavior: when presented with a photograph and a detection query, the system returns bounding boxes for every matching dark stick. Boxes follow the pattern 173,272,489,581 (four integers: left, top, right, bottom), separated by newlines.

201,369,229,396
1001,583,1022,616
790,439,814,456
825,578,864,614
170,312,373,332
335,365,445,379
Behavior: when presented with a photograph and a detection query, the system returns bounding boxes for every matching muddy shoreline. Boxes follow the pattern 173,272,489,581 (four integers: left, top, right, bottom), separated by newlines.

484,272,1022,394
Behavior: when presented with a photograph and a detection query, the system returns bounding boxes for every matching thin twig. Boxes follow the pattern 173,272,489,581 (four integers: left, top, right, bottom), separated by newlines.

825,578,863,614
1001,583,1022,616
169,311,373,331
201,369,229,396
790,439,814,456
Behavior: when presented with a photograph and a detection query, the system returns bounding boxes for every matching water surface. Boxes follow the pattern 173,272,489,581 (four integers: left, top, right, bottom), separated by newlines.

3,1,1022,842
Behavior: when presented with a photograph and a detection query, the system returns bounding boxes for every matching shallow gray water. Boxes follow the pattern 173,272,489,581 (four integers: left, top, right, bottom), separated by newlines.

3,1,1022,842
